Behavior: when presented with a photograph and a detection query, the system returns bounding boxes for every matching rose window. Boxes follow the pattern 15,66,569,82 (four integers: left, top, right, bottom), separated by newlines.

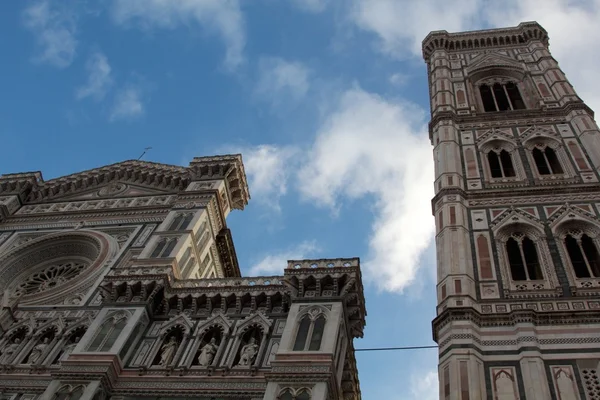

14,261,87,296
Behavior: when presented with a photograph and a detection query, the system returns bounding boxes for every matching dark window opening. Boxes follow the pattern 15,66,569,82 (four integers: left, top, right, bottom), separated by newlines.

582,235,600,277
500,150,515,177
506,234,542,281
493,83,511,111
566,234,600,278
533,147,563,175
506,82,526,109
479,82,526,112
522,236,543,279
308,316,325,351
533,148,551,175
480,84,496,112
293,316,311,351
507,237,526,281
488,152,503,178
545,147,563,174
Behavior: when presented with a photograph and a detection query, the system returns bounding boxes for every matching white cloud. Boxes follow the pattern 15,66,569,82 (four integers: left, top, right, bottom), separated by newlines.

248,240,319,275
255,57,311,106
409,370,438,400
348,0,480,58
111,0,245,70
22,0,78,68
110,87,145,121
242,145,299,212
389,72,409,87
297,87,435,292
76,52,113,100
292,0,329,13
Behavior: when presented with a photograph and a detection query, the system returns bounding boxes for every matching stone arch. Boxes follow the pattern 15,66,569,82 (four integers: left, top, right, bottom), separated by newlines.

0,230,118,307
494,219,560,294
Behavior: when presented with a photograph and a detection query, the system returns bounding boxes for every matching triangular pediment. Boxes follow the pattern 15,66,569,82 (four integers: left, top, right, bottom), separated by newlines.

467,52,524,73
548,203,598,229
55,182,172,202
490,207,542,231
25,160,190,203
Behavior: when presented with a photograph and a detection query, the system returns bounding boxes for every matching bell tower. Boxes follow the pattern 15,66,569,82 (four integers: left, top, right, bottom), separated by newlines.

423,22,600,399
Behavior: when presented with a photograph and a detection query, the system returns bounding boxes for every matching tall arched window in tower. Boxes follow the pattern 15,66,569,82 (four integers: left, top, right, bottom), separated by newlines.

479,82,526,112
564,232,600,278
293,312,326,351
506,233,543,281
532,146,563,175
488,150,516,178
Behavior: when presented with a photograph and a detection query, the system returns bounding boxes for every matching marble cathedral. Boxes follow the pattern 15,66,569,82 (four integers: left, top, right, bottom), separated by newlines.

425,22,600,399
0,155,366,400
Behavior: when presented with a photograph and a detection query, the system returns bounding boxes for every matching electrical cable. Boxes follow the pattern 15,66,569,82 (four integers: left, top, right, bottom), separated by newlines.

355,345,438,352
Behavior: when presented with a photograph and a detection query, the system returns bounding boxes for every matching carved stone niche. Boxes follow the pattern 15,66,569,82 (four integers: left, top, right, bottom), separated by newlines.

0,230,118,307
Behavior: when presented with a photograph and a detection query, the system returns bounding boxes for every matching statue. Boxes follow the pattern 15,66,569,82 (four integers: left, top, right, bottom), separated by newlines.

197,338,218,366
28,337,50,364
158,336,178,366
237,337,258,366
61,337,80,361
0,338,21,364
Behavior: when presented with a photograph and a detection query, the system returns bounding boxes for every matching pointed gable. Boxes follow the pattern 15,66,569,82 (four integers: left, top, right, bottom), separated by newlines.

466,51,525,80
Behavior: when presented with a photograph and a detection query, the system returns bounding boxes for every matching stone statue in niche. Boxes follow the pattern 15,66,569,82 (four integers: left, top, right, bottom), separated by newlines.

27,337,50,364
61,337,80,361
0,338,21,364
197,338,218,366
158,337,178,366
237,337,258,366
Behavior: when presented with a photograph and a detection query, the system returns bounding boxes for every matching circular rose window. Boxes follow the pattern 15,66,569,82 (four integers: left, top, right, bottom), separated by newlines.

0,230,116,305
14,260,88,297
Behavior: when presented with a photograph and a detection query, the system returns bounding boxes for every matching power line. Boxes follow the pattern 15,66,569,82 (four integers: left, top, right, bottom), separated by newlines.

355,345,437,352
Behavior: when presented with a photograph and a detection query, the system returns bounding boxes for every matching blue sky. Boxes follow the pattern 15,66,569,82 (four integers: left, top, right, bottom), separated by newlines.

2,1,600,398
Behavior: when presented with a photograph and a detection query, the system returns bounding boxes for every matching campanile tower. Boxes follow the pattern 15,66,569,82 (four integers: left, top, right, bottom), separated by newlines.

423,22,600,399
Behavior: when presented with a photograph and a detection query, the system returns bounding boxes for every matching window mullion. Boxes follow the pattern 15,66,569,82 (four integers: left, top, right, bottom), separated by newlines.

517,241,531,280
543,151,553,174
498,152,506,177
577,239,595,278
503,84,514,110
96,322,114,351
491,88,500,111
305,321,315,351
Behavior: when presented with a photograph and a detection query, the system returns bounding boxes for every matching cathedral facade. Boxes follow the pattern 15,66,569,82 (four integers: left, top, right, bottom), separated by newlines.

424,22,600,399
0,155,365,400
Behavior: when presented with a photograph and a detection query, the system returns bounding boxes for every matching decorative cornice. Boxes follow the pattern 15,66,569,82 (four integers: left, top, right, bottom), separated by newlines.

422,21,548,60
428,102,594,141
0,155,251,211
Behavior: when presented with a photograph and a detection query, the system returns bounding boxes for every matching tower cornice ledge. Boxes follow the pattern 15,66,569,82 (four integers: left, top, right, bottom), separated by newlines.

422,21,548,60
432,307,600,343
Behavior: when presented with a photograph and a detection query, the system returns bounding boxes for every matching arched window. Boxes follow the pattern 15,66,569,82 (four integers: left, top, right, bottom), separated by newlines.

479,82,526,112
168,213,194,231
506,233,543,281
532,147,563,175
87,314,128,352
293,313,326,351
565,232,600,278
150,238,178,258
278,389,311,400
53,385,85,400
279,390,294,400
488,150,515,178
